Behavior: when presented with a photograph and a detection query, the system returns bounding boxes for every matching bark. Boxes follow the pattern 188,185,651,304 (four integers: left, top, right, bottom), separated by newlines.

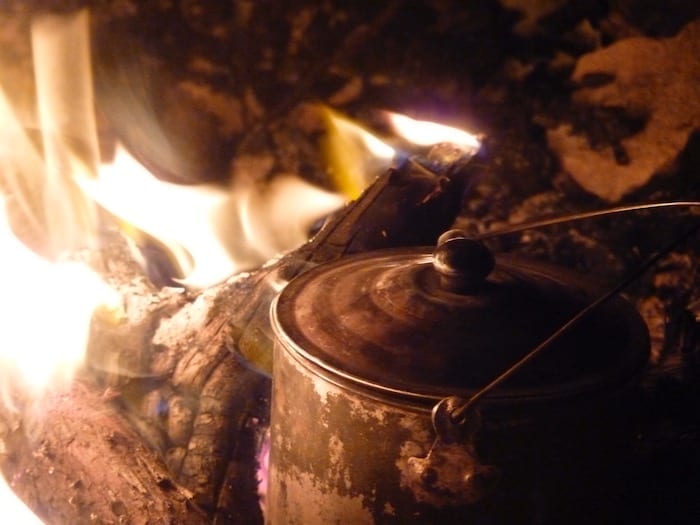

1,381,209,525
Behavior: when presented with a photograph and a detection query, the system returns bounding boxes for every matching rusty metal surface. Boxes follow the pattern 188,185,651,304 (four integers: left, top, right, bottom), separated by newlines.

269,309,646,524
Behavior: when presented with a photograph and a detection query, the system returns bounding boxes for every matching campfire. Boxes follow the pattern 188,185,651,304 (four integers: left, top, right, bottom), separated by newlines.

0,3,699,524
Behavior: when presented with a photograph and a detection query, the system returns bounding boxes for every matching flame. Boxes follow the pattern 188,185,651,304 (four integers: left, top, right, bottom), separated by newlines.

31,10,100,256
82,145,236,287
0,5,482,520
0,196,118,524
0,9,119,397
321,107,395,199
386,111,481,151
0,198,119,397
81,146,344,288
321,107,481,199
0,7,483,393
0,11,118,523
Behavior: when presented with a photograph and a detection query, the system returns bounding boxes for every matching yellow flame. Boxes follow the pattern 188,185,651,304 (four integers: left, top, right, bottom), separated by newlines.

81,145,345,288
31,10,100,256
387,112,481,152
321,106,395,199
321,107,481,199
0,7,116,401
386,111,481,151
229,173,345,271
0,84,46,247
0,11,119,522
0,5,485,518
81,145,235,287
0,198,119,396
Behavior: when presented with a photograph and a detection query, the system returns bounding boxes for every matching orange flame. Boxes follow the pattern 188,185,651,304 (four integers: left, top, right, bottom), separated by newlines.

0,10,122,396
80,145,344,288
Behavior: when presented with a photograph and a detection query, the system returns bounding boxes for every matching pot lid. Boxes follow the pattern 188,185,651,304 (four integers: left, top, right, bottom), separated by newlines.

272,236,649,401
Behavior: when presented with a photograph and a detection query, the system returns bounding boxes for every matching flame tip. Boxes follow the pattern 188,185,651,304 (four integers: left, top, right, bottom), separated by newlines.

386,112,481,151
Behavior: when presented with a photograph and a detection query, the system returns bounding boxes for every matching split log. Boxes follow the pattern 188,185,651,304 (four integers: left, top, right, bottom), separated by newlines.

0,381,209,525
0,150,478,524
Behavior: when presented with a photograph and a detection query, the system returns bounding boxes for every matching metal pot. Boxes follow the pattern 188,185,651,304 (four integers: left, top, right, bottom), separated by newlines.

266,236,649,524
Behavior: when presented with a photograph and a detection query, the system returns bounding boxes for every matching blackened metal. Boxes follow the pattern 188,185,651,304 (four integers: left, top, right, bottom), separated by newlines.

449,204,700,423
273,248,647,399
268,245,650,523
403,399,499,508
432,234,494,293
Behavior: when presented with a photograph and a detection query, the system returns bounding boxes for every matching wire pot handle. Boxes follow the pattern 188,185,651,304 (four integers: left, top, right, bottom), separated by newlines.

445,200,700,425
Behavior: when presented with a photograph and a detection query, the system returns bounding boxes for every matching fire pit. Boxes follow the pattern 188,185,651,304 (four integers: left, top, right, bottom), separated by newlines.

0,2,699,524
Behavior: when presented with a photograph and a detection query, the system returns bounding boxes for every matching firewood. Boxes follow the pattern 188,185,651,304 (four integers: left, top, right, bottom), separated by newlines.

1,381,209,525
1,154,476,524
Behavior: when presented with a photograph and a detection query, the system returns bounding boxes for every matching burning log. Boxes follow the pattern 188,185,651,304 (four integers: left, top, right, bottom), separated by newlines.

0,147,478,524
0,381,209,525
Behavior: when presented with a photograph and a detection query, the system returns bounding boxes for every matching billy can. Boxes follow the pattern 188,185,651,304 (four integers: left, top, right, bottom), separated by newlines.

267,235,649,524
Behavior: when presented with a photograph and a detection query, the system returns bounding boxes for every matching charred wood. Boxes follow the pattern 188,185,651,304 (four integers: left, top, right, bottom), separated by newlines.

0,380,209,525
0,156,475,524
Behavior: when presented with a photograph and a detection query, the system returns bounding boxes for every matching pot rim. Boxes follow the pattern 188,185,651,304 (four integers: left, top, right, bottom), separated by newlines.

270,299,649,409
270,248,650,407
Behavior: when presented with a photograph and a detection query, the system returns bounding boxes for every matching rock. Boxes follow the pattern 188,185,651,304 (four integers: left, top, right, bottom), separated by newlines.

547,18,700,201
499,0,568,36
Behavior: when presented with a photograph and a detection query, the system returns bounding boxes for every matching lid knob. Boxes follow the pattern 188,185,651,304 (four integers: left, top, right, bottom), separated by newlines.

433,230,495,293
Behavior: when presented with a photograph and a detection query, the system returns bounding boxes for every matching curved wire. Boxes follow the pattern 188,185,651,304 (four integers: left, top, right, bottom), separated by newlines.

475,201,700,240
450,201,700,423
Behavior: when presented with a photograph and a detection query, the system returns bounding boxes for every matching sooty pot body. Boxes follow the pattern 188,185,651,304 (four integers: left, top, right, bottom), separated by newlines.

267,245,649,524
